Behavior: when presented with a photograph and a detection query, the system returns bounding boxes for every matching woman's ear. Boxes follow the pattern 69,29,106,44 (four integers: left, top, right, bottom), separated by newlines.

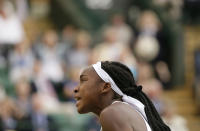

101,83,112,94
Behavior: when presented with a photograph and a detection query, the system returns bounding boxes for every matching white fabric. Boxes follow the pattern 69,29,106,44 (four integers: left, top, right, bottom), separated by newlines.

92,62,147,120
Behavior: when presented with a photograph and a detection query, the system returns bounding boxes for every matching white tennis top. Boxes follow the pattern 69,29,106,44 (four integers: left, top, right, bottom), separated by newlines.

100,101,152,131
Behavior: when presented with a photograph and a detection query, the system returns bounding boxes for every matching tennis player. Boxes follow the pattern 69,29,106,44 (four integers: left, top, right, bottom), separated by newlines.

74,61,170,131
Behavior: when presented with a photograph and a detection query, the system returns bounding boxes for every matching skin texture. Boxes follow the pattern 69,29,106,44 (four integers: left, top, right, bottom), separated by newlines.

100,102,147,131
74,66,147,131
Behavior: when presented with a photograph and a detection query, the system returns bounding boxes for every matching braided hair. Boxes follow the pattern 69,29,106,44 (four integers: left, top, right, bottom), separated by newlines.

101,61,171,131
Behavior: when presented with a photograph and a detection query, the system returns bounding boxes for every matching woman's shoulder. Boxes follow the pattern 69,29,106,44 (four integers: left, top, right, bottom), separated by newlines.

99,102,131,131
100,101,139,122
100,101,148,131
101,101,146,122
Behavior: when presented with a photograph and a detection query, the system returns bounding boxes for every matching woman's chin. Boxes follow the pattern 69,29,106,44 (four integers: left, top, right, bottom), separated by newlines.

77,106,89,114
76,104,83,113
77,108,87,114
76,101,90,114
78,110,85,114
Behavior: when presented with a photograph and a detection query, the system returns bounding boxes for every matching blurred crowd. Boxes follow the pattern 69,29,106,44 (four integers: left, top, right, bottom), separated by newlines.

0,0,188,131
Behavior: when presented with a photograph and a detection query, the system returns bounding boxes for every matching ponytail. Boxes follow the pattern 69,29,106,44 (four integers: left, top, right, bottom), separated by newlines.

101,61,171,131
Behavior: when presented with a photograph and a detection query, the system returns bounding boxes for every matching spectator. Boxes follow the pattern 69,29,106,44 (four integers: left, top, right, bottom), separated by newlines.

34,29,65,83
61,24,77,47
92,27,130,63
66,30,92,69
137,62,164,114
162,99,189,131
110,13,133,45
0,0,25,60
15,79,32,117
0,97,23,130
30,59,59,113
134,10,161,62
9,38,35,83
31,93,50,131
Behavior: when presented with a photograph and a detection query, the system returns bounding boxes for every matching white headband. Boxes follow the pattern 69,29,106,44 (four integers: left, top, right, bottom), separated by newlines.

92,62,147,120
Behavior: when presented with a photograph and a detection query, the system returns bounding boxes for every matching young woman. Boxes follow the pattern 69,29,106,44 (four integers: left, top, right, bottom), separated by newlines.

74,61,170,131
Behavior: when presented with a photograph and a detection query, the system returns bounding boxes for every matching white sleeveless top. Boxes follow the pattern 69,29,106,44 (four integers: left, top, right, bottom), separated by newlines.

100,101,152,131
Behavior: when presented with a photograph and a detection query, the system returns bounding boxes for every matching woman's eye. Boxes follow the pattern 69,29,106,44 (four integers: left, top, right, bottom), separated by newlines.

80,78,88,82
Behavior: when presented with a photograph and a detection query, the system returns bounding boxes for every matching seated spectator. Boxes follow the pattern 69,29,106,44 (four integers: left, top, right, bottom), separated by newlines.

61,24,77,47
16,93,57,131
162,99,189,131
91,27,136,66
30,60,60,113
34,29,65,83
137,62,164,114
15,79,32,117
31,93,50,131
9,38,35,83
66,30,92,69
91,27,126,63
0,97,23,130
134,10,161,62
109,13,134,45
0,0,25,60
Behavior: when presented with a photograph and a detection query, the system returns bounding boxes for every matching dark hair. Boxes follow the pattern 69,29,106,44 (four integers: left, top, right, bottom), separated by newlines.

101,61,171,131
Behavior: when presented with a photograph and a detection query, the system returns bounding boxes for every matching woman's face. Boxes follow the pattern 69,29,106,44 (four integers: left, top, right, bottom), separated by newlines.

74,67,103,114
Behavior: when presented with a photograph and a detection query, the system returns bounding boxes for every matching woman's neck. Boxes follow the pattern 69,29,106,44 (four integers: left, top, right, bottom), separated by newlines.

94,97,122,117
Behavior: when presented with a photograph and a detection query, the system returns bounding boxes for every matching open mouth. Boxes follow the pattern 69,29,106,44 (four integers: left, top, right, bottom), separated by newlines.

75,97,81,106
75,96,81,101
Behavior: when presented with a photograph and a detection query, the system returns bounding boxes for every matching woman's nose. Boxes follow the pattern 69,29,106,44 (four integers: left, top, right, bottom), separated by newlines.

74,85,79,93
